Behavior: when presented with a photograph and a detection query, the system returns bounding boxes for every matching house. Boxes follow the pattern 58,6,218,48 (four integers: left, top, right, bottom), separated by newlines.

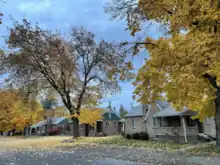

124,100,216,143
30,117,71,135
124,105,146,135
80,110,121,137
203,117,216,139
153,105,200,143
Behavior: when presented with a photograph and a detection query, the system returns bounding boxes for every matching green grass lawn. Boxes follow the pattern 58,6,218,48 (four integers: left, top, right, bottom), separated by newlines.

60,136,187,151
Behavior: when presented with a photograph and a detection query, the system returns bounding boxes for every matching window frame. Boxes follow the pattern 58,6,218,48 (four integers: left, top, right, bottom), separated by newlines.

105,121,109,128
132,118,136,128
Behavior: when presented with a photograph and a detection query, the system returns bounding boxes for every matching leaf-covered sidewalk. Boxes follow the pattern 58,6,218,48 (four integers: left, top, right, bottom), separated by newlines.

1,145,220,165
1,136,220,165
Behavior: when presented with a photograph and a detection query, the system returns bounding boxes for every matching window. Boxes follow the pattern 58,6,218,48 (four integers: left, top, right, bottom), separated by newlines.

80,124,84,129
132,118,136,128
153,118,157,127
167,116,181,127
105,121,109,127
186,116,197,127
114,122,117,127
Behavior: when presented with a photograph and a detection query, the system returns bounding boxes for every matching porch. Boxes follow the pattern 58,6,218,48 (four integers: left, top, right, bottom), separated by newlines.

153,115,202,143
80,121,104,137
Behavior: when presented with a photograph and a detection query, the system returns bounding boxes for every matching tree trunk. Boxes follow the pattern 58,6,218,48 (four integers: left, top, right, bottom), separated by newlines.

46,117,52,136
215,89,220,148
72,117,80,138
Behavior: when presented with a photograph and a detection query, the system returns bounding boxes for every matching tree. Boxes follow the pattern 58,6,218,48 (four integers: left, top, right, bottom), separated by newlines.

0,89,43,133
3,19,130,138
41,91,59,135
113,106,116,113
107,101,112,111
106,0,220,147
74,108,104,127
119,104,128,118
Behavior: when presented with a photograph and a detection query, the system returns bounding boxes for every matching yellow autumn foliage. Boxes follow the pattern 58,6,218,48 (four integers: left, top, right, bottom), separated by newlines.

121,0,220,121
0,89,43,132
69,108,104,126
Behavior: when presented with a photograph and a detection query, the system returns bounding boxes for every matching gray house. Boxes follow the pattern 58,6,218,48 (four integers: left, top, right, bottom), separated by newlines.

80,110,121,137
30,117,71,135
124,101,216,143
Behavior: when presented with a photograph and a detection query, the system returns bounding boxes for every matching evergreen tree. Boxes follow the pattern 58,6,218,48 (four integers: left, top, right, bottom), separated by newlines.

107,101,112,111
113,106,116,113
119,104,128,118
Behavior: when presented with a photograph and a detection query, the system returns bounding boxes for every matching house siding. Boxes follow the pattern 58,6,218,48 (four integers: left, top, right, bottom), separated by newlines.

102,120,119,135
145,104,160,138
203,117,216,138
80,124,86,136
124,116,145,135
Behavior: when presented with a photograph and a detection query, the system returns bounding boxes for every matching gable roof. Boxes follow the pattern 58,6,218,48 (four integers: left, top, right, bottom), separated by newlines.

102,112,121,121
52,117,69,124
125,105,143,117
33,120,47,128
31,117,70,128
153,105,194,118
155,100,170,110
125,101,169,118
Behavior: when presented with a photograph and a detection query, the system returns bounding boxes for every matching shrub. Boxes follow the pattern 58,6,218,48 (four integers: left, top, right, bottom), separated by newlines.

126,134,131,139
139,132,149,140
121,132,125,137
132,133,140,140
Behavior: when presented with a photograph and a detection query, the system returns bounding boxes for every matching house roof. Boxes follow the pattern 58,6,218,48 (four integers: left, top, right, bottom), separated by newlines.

125,105,144,117
155,100,170,109
153,106,189,118
125,101,169,118
32,120,47,128
31,117,70,128
102,112,121,121
52,117,69,125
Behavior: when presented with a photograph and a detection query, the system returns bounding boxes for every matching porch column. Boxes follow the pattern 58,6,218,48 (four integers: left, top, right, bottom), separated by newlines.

29,127,32,135
181,116,187,143
94,122,97,132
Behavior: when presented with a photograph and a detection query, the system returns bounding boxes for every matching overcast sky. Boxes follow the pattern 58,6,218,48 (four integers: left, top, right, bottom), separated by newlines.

0,0,164,111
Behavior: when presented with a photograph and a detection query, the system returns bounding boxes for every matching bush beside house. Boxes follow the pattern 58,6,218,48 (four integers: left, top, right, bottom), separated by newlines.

123,132,149,140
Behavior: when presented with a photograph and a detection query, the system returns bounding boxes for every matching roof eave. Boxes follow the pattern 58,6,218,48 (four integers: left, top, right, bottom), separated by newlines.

124,115,143,118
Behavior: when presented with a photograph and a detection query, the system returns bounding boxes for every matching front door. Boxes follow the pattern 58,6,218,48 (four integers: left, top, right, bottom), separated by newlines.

97,121,102,133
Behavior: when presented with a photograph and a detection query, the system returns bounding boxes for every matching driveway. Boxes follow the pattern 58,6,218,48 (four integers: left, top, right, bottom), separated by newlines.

0,146,219,165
